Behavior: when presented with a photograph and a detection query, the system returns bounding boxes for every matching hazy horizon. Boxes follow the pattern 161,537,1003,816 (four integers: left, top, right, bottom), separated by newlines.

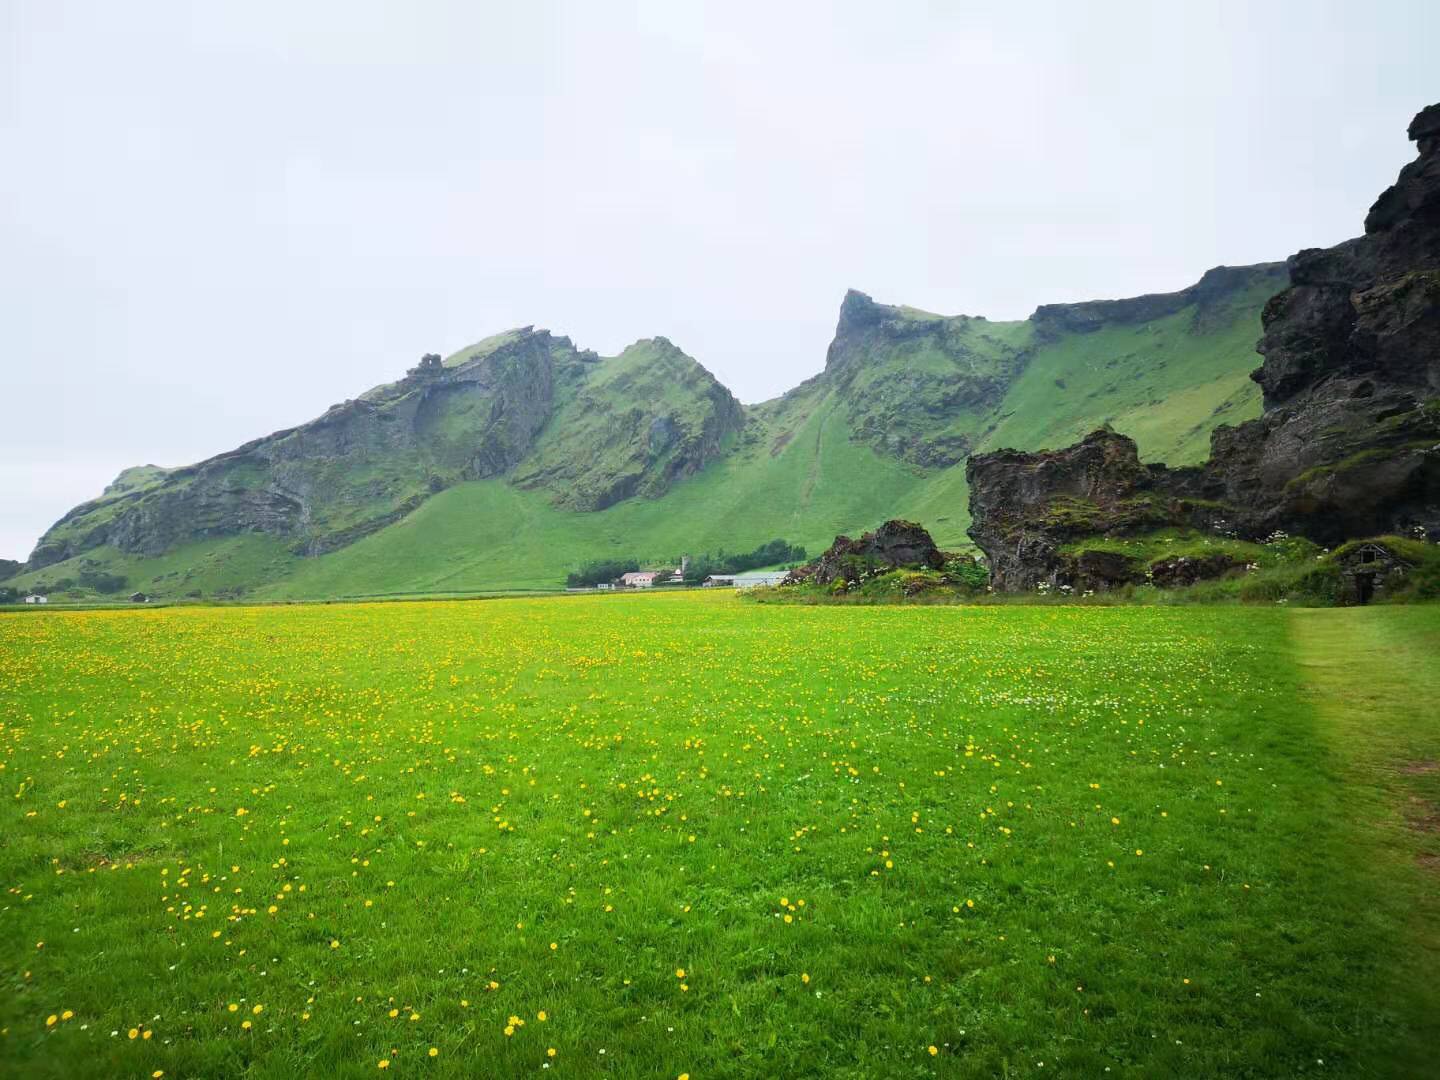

3,0,1436,560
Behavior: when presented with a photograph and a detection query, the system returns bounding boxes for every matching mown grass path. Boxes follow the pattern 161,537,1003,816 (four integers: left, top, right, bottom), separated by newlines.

1288,607,1440,1077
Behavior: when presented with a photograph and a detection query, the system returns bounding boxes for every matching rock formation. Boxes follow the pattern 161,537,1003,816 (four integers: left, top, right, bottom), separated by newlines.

968,103,1440,590
966,429,1221,590
27,330,741,568
784,519,945,586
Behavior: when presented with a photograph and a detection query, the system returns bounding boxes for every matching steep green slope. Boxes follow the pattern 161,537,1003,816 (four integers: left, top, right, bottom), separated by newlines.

980,269,1280,464
512,338,745,510
265,390,934,595
14,263,1286,599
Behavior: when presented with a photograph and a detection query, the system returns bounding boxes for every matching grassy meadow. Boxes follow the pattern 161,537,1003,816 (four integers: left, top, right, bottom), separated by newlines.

2,594,1436,1078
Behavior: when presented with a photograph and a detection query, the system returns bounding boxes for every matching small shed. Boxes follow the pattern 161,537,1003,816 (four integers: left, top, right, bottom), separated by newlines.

24,594,48,605
129,591,149,603
1336,541,1413,604
728,572,790,589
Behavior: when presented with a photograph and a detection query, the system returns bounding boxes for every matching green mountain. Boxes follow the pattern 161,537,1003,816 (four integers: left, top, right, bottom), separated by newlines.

13,262,1285,599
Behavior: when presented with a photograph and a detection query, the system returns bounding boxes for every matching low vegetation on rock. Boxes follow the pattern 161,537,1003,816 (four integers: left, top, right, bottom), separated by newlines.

966,104,1440,596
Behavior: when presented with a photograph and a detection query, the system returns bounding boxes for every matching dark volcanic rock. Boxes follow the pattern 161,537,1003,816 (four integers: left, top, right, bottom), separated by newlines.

1031,264,1286,338
965,429,1221,591
1149,553,1245,589
969,103,1440,590
785,519,944,586
1202,102,1440,543
1068,550,1147,591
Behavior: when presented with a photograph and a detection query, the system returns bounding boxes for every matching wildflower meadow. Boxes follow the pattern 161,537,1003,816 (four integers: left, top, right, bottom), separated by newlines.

1,594,1436,1078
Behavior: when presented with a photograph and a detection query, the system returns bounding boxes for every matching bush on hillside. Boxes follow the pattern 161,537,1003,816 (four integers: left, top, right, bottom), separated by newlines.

566,558,639,589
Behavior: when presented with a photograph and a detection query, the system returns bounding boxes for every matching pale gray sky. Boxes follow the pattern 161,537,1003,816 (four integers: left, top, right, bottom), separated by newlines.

1,1,1434,561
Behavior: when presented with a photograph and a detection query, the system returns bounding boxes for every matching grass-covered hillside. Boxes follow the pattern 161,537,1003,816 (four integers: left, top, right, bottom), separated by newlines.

10,264,1286,599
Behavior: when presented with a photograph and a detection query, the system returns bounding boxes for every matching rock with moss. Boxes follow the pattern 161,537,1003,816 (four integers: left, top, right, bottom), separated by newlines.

965,429,1227,591
970,103,1440,591
785,519,945,586
1199,102,1440,543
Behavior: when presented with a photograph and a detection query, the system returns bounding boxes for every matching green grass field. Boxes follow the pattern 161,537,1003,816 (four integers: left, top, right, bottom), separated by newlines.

3,596,1435,1078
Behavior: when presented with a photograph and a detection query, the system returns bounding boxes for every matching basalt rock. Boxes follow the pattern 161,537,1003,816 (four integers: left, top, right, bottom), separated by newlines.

785,519,944,586
965,429,1221,591
1149,553,1245,589
969,103,1440,590
1199,102,1440,543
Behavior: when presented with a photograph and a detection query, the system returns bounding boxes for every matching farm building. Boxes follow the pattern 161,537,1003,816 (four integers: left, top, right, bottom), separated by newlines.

1335,541,1414,604
618,571,659,588
706,572,788,589
24,594,48,604
129,592,149,603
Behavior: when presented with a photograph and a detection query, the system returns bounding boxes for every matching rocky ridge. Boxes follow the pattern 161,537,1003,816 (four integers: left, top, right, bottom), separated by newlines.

967,103,1440,590
27,330,741,568
784,519,945,586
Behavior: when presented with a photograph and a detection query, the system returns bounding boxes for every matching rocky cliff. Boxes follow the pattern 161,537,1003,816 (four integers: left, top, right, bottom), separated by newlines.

20,217,1285,593
966,429,1219,590
820,290,1029,466
510,337,744,510
27,330,740,568
968,103,1440,589
784,519,945,585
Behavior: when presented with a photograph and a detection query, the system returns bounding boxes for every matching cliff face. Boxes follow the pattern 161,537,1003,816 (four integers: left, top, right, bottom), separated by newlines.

966,429,1218,590
28,330,581,567
27,329,744,569
968,103,1440,588
1200,104,1440,541
820,290,1030,467
1030,263,1285,338
510,337,745,511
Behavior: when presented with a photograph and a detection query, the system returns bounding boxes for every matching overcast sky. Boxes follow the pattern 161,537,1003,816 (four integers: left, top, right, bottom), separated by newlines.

1,1,1435,561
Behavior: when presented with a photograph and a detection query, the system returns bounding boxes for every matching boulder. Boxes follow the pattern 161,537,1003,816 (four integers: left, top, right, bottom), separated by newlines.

1149,553,1245,589
965,429,1219,591
785,520,944,586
